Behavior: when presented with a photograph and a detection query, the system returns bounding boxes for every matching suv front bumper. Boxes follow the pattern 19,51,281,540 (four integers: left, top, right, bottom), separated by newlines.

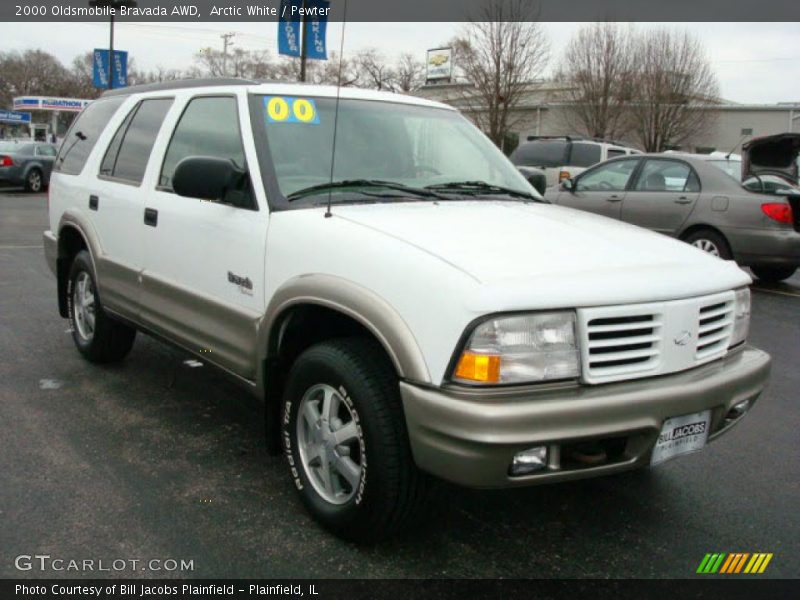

400,345,770,488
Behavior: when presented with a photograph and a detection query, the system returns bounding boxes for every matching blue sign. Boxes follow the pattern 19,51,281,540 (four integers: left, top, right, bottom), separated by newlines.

0,110,31,124
278,0,302,58
304,0,329,61
93,49,128,89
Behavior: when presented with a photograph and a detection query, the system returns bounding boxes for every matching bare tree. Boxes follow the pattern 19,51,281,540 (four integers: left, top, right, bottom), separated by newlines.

557,23,636,140
452,0,550,147
394,53,425,92
194,47,275,80
354,48,395,91
628,28,719,152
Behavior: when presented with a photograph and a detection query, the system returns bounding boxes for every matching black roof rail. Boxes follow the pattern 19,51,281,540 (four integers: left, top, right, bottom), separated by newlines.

100,77,260,97
524,134,634,148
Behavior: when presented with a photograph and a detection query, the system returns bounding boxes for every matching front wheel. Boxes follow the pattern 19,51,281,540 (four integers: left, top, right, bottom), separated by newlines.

67,250,136,363
282,338,428,543
751,265,797,283
25,168,43,193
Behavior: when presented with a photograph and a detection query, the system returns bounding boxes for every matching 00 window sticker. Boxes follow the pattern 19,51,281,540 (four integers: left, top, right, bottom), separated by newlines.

264,96,320,125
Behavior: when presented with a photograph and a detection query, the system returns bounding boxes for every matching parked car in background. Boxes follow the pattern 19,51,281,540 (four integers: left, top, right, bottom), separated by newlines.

0,140,58,192
546,150,800,282
510,136,641,189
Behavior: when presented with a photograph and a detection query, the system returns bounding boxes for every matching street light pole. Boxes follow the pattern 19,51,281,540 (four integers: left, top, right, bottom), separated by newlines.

299,0,307,82
88,0,138,90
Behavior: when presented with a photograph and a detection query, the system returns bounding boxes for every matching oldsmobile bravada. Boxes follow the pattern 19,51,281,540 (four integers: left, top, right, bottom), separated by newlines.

44,79,771,542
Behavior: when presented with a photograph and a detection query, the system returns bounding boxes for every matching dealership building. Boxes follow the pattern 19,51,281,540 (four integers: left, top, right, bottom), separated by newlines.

415,80,800,154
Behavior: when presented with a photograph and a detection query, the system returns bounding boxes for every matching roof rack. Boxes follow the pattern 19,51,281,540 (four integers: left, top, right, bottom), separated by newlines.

525,134,632,147
101,77,260,98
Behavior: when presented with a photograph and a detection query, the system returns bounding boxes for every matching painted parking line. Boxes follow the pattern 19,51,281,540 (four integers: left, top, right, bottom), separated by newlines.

751,286,800,299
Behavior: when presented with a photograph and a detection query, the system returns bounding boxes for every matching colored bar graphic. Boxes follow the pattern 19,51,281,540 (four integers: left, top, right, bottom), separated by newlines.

699,552,773,574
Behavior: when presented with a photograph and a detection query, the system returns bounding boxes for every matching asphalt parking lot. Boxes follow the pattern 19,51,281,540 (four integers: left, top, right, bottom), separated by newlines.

1,189,798,579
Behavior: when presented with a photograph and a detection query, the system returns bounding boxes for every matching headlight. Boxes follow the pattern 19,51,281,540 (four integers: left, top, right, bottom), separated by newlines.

729,287,750,348
452,312,580,385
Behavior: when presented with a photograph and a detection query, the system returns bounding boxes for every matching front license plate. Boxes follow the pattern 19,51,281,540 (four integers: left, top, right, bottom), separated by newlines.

651,410,711,466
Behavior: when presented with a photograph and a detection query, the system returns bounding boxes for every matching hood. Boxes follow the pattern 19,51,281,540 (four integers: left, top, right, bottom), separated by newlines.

742,133,800,183
332,201,750,310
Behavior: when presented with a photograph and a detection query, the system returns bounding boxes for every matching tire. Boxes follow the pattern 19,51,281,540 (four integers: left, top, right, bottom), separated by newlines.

751,265,797,283
683,229,732,260
24,168,43,193
67,250,136,363
282,337,428,543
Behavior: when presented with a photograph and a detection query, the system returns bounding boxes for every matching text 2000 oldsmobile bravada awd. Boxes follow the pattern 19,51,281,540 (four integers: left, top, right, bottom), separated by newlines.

43,80,771,542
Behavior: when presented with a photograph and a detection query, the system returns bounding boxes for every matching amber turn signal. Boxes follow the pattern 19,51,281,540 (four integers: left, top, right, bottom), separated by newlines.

454,352,501,383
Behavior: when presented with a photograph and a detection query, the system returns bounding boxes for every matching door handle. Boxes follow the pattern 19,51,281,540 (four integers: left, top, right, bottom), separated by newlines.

144,208,158,227
674,196,692,205
606,195,622,202
89,195,99,211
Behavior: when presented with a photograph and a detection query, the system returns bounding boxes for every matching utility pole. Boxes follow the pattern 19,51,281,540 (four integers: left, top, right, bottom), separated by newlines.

299,1,308,82
220,32,236,77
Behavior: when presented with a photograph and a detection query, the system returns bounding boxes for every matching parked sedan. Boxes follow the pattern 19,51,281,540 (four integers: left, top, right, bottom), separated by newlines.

0,140,58,192
545,139,800,282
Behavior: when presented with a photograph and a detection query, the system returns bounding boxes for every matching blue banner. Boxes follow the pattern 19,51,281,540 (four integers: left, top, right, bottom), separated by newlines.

0,110,31,124
93,49,128,89
278,0,302,57
303,0,329,60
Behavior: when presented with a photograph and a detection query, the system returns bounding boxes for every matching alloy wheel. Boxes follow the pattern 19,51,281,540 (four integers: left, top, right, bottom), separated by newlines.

692,238,720,257
296,383,363,505
72,271,96,341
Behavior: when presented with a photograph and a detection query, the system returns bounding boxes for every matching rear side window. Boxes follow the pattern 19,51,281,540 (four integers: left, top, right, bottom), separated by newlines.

99,98,173,184
159,96,246,191
55,97,125,176
568,143,602,167
510,140,568,168
36,145,57,157
607,148,626,159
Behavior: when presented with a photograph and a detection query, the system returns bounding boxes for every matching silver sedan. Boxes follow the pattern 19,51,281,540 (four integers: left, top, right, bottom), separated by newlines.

545,137,800,283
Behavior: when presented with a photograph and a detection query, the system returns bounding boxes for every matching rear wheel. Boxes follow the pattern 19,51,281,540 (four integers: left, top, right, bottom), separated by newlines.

282,337,428,543
751,265,797,283
683,229,732,260
25,168,43,193
67,250,136,363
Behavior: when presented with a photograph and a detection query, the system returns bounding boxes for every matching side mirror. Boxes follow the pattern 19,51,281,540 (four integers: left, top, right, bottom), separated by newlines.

516,166,547,196
172,156,248,205
561,178,575,192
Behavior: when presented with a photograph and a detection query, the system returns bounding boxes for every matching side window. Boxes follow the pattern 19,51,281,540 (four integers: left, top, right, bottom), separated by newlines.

160,96,246,193
576,159,639,192
99,98,173,184
36,145,57,157
634,159,695,192
568,143,602,167
606,148,626,159
55,97,125,175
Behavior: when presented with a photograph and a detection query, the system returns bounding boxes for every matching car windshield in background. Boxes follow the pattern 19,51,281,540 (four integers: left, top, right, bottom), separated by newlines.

510,140,568,168
256,96,533,204
708,159,741,180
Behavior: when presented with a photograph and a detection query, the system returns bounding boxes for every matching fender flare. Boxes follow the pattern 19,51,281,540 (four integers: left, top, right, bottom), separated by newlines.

257,274,431,386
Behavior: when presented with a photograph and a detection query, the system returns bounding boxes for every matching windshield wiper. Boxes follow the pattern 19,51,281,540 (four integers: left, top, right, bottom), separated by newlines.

287,179,445,201
425,180,545,202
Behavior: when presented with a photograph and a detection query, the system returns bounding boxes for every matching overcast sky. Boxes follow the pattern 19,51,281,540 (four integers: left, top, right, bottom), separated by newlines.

1,21,798,104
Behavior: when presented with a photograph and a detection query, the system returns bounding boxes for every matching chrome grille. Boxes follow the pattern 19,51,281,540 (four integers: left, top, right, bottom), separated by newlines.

696,300,734,361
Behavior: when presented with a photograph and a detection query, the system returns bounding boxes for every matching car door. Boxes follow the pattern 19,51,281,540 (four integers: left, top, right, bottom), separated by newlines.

621,158,701,235
139,93,269,380
34,144,57,179
90,97,175,319
555,158,641,220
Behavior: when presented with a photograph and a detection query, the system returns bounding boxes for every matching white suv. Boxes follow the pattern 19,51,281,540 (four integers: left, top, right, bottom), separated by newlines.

511,136,641,188
44,79,770,542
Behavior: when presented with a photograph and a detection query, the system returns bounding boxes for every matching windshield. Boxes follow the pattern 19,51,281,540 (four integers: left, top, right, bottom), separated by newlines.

707,159,741,181
256,96,533,204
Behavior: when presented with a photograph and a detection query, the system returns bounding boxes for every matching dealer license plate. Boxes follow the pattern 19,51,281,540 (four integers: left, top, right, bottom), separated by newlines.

651,410,711,466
